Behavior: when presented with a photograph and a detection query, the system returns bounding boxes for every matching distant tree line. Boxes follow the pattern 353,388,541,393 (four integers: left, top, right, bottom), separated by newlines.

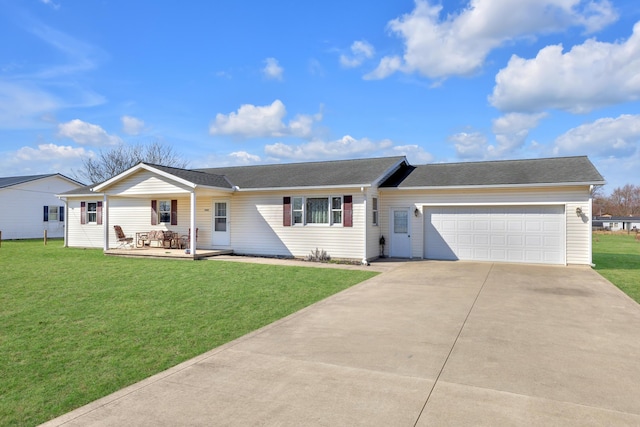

73,141,188,185
592,184,640,217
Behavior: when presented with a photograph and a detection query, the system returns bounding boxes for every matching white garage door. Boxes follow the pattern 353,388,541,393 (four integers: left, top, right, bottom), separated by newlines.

425,205,565,265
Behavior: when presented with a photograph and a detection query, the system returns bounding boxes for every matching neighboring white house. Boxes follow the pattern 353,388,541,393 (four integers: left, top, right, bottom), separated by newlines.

59,155,605,266
593,215,640,232
0,174,84,239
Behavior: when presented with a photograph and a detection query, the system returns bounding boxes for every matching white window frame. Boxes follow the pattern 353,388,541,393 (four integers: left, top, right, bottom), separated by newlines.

48,206,59,222
331,196,343,225
158,200,171,224
87,202,97,224
291,196,344,226
372,197,378,226
292,197,304,225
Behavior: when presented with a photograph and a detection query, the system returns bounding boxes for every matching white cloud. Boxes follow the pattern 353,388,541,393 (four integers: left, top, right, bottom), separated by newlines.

363,56,403,80
40,0,60,9
340,40,375,68
228,151,261,164
368,0,617,80
448,131,488,159
265,135,395,160
210,100,286,137
121,115,145,135
209,100,321,138
387,144,434,163
57,119,121,146
262,57,284,81
553,114,640,158
490,112,547,155
491,23,640,113
15,143,88,161
0,143,89,178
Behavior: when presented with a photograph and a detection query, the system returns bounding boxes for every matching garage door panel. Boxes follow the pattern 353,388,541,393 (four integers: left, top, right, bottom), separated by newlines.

507,221,523,231
474,234,489,245
525,235,542,247
507,235,524,245
425,206,565,265
490,235,506,245
475,221,489,231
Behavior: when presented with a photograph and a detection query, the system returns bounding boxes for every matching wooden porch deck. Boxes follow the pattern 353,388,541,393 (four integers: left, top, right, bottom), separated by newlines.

104,247,233,260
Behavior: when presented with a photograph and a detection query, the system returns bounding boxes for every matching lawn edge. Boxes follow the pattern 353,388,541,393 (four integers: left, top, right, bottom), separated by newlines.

39,269,383,426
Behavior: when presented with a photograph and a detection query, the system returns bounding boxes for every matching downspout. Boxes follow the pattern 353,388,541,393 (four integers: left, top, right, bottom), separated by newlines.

103,194,109,251
361,187,368,265
589,187,594,267
62,198,68,247
190,191,196,257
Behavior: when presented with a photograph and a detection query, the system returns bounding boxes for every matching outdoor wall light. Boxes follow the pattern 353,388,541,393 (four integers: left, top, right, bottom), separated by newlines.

414,207,420,217
576,207,583,216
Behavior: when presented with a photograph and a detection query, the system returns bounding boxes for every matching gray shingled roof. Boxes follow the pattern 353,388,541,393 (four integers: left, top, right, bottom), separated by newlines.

144,163,233,189
381,156,605,188
0,174,57,189
196,156,406,189
58,185,98,196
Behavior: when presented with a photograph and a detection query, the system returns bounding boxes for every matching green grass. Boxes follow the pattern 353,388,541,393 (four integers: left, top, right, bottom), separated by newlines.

592,233,640,303
0,240,377,426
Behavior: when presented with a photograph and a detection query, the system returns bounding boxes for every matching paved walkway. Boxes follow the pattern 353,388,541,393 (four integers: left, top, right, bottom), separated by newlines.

42,261,640,426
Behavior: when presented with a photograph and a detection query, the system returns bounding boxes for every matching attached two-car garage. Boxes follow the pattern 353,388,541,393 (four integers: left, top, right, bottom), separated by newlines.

424,205,565,265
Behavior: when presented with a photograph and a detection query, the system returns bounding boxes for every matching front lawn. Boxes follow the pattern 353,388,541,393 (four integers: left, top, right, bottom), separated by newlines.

592,233,640,303
0,240,377,426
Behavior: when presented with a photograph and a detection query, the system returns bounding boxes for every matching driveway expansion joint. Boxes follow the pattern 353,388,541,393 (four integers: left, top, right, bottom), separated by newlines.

413,262,495,427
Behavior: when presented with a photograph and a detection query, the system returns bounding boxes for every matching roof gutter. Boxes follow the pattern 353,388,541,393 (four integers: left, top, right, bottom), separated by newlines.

233,183,374,192
379,180,607,191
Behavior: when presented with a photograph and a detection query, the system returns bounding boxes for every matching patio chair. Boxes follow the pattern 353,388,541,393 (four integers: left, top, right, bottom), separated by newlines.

113,225,134,249
180,228,198,249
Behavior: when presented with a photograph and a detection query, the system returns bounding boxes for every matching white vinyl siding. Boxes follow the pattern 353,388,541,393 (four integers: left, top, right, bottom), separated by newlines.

365,191,382,260
379,186,593,265
229,190,365,259
0,175,81,240
104,170,193,196
67,198,104,248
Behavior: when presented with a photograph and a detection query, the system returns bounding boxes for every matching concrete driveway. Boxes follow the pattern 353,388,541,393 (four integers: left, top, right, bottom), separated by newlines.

42,261,640,426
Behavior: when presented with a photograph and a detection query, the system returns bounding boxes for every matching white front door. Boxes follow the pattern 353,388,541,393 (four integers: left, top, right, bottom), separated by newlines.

212,201,230,247
390,208,411,258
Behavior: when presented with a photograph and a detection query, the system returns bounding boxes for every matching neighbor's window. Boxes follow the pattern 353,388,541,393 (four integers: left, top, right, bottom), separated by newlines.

306,197,329,224
159,200,171,223
331,197,343,224
48,206,59,221
292,197,303,224
372,197,378,226
87,202,97,223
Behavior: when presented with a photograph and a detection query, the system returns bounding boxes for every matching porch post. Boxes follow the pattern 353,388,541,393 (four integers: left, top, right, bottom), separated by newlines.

62,198,68,247
190,191,196,256
103,194,109,251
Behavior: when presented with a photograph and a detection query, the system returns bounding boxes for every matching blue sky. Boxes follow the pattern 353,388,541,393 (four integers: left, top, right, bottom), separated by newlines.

1,0,639,192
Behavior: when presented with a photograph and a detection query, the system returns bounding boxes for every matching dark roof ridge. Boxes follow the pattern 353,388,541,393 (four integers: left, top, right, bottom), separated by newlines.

416,155,589,167
0,173,84,189
195,155,406,171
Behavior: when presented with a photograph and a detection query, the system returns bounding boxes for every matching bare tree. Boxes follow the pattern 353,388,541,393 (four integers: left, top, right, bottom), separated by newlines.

608,184,640,216
591,185,607,217
73,141,189,184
